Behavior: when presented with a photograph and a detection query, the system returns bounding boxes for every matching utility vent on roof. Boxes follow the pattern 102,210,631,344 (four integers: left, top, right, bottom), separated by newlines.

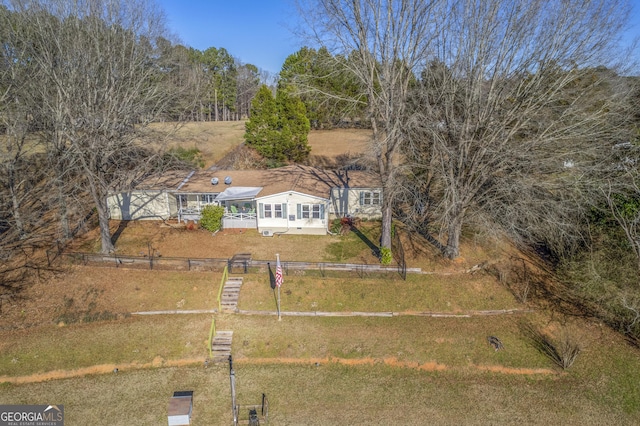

211,177,219,185
224,176,232,185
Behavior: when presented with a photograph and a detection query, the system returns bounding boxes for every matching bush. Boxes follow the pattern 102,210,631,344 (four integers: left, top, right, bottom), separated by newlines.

520,321,581,370
380,247,392,265
169,146,205,168
200,205,225,232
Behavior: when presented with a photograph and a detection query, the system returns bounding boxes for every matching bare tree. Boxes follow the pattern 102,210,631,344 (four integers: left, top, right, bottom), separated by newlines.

603,161,640,273
402,0,634,258
0,4,56,270
296,0,443,253
5,0,187,253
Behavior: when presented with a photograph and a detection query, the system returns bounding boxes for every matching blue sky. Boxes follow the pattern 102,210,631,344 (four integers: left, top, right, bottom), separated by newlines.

158,0,640,76
157,0,302,74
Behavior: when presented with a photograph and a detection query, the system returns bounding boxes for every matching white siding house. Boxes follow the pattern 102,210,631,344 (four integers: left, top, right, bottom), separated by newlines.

257,191,330,236
106,165,381,236
330,187,382,220
107,190,172,220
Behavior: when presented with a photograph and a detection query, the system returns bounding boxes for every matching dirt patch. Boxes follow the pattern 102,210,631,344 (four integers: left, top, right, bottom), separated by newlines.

0,357,204,385
475,365,559,375
0,355,555,386
235,356,554,375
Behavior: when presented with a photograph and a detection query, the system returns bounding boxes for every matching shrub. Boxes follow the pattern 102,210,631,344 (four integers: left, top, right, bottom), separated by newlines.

169,146,205,168
520,321,581,370
380,247,392,265
200,205,225,232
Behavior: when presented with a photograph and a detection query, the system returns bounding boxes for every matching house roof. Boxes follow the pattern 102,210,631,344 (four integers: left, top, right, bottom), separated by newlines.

143,165,381,199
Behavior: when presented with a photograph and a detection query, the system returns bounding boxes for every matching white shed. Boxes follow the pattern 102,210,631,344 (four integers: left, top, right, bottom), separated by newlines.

168,391,193,426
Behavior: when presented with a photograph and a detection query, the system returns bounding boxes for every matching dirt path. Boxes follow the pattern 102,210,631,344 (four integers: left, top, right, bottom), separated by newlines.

0,356,556,385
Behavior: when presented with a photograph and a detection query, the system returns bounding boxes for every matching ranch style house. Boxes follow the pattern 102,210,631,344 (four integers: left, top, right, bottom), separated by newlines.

107,165,382,236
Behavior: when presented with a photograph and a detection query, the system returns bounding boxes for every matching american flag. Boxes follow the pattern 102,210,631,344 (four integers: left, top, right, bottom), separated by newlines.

275,255,283,288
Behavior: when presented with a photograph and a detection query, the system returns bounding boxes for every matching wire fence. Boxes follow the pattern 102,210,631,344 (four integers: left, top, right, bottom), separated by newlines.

50,250,420,279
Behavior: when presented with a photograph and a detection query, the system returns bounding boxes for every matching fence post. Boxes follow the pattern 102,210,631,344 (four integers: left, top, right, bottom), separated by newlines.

207,318,216,359
217,265,228,312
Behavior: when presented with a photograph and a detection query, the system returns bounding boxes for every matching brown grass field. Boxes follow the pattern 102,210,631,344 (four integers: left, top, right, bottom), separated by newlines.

148,120,372,168
2,124,640,425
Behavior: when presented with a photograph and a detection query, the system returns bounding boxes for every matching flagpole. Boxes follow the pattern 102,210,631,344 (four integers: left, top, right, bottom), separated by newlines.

276,253,282,321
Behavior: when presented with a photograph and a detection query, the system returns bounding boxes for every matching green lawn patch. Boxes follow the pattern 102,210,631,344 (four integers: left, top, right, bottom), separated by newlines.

0,316,211,377
237,271,519,313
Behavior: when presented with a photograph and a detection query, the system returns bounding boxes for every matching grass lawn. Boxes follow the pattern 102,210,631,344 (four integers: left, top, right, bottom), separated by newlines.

3,219,640,424
238,272,519,313
2,350,640,425
0,315,211,377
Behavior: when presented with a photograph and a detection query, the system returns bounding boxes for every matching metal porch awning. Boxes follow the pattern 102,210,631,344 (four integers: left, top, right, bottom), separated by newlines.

215,187,263,201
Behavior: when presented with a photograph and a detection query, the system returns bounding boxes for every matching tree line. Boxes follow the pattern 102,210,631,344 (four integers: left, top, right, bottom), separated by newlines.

290,0,640,341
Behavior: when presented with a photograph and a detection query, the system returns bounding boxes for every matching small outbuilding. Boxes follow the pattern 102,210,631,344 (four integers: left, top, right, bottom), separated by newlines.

168,391,193,426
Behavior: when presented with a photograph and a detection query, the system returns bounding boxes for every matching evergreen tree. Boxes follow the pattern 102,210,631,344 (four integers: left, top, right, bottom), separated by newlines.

277,87,311,162
245,85,280,159
244,85,310,163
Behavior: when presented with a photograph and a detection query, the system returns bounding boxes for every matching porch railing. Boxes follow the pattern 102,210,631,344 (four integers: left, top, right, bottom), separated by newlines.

223,212,257,221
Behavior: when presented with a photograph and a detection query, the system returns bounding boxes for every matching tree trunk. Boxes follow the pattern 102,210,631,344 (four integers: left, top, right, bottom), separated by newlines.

380,192,393,249
85,172,114,254
57,181,70,240
96,199,114,254
444,217,463,259
214,89,219,121
9,177,25,239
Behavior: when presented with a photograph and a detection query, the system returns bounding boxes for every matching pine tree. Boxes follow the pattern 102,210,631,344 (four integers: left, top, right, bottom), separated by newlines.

277,87,311,162
244,84,310,163
244,85,280,159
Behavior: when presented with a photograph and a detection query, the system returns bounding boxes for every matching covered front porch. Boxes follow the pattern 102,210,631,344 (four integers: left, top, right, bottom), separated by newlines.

222,200,257,229
174,187,261,230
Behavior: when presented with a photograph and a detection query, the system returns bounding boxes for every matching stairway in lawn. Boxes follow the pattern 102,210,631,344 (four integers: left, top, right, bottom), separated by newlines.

220,276,243,313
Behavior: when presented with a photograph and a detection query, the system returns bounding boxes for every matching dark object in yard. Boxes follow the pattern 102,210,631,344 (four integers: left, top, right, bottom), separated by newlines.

487,336,504,351
248,408,260,425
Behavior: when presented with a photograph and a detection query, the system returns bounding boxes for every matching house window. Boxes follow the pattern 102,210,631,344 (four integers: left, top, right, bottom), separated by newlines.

259,203,287,219
177,195,187,209
200,194,216,204
298,203,324,220
361,191,381,206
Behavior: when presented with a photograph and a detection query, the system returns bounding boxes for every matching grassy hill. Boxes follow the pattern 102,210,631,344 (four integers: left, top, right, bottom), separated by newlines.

1,222,640,424
1,125,639,425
